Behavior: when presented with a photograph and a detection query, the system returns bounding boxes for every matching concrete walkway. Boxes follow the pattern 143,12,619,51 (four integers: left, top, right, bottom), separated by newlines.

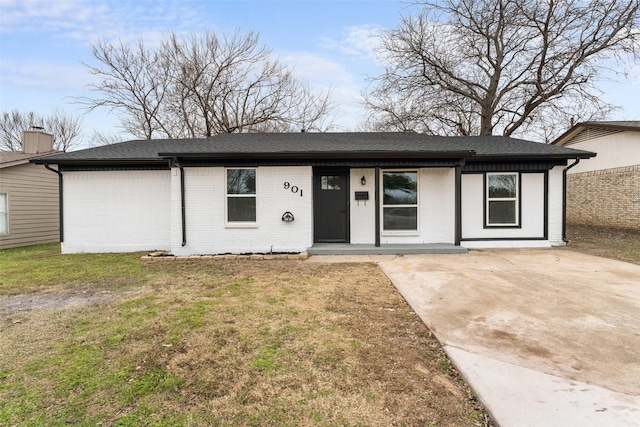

308,242,467,255
307,249,640,426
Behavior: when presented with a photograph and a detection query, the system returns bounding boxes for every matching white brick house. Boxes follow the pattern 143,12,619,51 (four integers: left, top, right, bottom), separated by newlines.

33,132,594,254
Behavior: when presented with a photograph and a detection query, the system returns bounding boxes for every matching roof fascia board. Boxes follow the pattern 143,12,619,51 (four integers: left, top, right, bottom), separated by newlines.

467,152,596,161
552,122,640,146
30,158,169,166
579,122,640,132
0,159,31,168
158,150,476,160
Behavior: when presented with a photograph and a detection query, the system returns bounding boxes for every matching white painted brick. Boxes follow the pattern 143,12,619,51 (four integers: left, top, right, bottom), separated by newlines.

62,170,171,253
350,168,376,244
381,168,456,244
462,170,561,246
61,165,568,254
171,166,313,255
548,166,565,246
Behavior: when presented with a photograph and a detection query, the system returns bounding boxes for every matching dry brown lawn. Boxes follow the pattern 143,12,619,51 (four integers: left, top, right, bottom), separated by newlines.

0,252,490,426
565,224,640,265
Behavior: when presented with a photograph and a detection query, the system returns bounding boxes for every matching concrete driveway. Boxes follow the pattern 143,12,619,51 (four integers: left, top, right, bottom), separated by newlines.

373,249,640,426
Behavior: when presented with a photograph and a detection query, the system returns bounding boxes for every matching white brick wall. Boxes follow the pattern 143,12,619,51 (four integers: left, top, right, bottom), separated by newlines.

60,165,568,254
62,170,171,253
381,168,456,244
350,168,376,244
548,165,565,246
171,166,313,255
461,172,546,241
420,167,456,243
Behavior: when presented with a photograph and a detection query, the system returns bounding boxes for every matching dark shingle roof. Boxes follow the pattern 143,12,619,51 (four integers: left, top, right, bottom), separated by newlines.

33,132,595,165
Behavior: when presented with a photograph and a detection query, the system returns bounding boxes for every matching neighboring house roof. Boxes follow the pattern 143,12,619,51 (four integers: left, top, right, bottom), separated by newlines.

32,132,595,166
0,150,59,169
552,121,640,147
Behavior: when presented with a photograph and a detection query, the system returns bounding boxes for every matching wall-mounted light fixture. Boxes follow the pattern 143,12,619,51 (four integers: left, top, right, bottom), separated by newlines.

361,176,367,186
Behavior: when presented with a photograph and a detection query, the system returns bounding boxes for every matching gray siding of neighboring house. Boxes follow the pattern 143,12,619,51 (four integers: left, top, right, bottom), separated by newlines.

0,162,59,249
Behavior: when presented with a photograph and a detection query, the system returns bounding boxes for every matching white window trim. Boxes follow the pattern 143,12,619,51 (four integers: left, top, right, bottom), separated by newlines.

225,168,258,228
381,169,420,236
485,172,519,227
0,193,7,234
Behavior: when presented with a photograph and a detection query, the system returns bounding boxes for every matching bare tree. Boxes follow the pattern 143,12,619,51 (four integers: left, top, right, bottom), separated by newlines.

0,109,82,151
87,130,124,148
82,40,173,140
0,110,38,151
80,30,334,139
363,0,639,139
45,108,83,151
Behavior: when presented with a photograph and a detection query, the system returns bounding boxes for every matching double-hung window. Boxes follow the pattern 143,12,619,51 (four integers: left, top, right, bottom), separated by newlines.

226,169,256,223
0,193,7,233
486,173,519,226
382,171,418,231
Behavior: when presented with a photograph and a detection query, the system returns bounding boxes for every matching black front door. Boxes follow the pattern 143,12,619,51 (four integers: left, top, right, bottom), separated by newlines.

314,169,349,242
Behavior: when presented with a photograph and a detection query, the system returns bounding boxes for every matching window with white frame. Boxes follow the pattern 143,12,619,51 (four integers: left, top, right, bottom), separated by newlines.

0,193,7,233
226,169,256,222
486,173,519,226
382,171,418,231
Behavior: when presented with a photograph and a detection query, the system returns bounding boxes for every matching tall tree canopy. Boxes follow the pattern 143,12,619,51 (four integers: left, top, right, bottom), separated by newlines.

0,109,82,152
363,0,639,141
81,30,334,140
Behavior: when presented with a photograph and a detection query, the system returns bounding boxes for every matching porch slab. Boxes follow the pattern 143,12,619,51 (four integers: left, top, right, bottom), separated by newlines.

307,243,467,255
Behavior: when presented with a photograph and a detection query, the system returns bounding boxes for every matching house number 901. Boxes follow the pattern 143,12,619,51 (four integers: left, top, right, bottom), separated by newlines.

283,182,303,197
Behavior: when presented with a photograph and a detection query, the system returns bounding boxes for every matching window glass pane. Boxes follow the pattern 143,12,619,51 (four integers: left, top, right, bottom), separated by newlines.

321,175,341,190
383,207,417,230
0,193,6,233
488,201,516,224
227,169,256,194
228,197,256,222
383,172,417,205
489,174,517,198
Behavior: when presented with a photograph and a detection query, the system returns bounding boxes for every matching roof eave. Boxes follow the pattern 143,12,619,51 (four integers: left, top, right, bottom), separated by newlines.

1,159,31,168
158,150,477,160
552,121,640,146
30,158,170,166
470,152,596,161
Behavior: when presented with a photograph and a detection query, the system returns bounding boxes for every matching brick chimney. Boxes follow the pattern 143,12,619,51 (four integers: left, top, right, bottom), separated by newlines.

22,128,55,153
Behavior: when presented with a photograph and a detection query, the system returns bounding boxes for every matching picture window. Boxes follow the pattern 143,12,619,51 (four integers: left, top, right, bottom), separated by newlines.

382,171,418,231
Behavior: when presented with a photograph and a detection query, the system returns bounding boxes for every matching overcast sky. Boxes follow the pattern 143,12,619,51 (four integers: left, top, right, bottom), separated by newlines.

1,0,638,149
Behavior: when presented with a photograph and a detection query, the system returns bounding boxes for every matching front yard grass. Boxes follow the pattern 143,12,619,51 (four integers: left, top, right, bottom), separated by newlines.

0,245,489,426
565,224,640,265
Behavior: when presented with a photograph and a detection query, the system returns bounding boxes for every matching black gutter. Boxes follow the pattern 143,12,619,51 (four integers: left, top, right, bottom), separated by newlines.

562,158,581,244
455,164,462,245
32,159,168,167
44,164,63,243
175,159,187,247
375,166,380,247
467,153,596,161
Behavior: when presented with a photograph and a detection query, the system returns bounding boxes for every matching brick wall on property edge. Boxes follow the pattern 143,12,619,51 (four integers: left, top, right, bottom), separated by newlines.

566,164,640,230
